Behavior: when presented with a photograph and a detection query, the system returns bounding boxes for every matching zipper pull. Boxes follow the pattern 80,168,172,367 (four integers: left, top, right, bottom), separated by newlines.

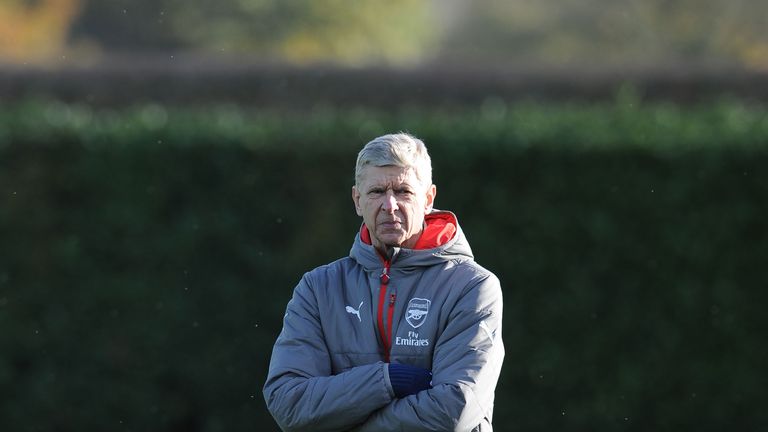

390,293,396,305
380,266,390,285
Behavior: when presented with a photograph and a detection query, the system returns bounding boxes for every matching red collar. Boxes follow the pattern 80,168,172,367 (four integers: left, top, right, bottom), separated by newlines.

360,212,457,250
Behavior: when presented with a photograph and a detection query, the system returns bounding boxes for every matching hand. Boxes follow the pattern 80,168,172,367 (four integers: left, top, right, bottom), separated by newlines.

388,363,432,398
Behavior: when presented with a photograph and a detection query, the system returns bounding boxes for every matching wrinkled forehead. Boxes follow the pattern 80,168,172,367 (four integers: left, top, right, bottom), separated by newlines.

358,165,423,188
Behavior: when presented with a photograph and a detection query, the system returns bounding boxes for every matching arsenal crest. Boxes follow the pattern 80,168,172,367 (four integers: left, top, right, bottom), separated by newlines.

405,298,431,328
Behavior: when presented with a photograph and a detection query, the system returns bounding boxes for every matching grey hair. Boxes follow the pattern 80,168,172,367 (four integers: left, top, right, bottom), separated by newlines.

354,133,433,188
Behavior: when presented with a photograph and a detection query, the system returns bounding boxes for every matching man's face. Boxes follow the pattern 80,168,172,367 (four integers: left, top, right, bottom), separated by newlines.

352,165,436,253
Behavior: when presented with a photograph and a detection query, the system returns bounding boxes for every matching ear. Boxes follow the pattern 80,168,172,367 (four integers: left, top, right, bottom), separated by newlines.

352,186,363,216
425,184,436,212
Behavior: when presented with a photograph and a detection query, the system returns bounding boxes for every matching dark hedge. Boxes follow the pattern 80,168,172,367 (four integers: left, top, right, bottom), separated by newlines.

1,100,767,431
5,63,768,107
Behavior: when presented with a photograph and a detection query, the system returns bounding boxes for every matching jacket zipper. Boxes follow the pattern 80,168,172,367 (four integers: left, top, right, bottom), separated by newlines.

377,260,395,362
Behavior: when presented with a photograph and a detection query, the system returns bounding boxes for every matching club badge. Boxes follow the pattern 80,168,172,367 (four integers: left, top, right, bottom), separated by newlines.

405,298,431,328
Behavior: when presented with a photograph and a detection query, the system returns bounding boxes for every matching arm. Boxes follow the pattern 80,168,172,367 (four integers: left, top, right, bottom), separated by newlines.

354,275,505,432
263,275,394,432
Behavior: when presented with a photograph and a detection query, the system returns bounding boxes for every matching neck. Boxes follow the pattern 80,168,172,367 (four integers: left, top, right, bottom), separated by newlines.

376,245,394,261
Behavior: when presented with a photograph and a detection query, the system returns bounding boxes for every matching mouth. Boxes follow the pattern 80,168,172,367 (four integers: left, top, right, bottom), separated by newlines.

379,220,402,229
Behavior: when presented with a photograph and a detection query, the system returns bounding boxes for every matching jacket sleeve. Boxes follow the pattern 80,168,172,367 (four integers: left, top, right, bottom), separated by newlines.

263,274,395,432
353,274,505,432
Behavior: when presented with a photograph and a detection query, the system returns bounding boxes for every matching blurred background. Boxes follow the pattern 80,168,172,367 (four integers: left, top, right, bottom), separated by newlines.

1,1,768,431
3,0,768,67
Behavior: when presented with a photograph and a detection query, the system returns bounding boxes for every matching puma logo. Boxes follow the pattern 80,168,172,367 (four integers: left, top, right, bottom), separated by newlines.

479,320,496,345
345,301,363,322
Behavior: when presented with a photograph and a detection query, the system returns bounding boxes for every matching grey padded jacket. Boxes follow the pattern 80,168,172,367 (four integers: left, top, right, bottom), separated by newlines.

263,211,504,431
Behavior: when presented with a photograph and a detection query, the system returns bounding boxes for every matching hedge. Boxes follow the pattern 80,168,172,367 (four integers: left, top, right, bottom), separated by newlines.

1,99,767,431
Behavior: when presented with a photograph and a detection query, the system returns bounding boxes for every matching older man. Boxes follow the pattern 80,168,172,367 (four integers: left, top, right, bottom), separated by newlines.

264,133,504,431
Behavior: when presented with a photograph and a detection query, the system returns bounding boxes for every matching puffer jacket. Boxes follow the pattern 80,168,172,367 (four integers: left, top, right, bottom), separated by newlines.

263,211,504,431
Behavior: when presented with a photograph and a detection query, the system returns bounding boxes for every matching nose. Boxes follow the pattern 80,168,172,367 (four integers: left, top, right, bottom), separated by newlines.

381,191,398,213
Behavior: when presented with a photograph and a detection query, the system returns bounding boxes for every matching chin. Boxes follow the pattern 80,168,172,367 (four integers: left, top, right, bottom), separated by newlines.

379,236,406,247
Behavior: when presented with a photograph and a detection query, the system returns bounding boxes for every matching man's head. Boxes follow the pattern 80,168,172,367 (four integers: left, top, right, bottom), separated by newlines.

352,133,437,255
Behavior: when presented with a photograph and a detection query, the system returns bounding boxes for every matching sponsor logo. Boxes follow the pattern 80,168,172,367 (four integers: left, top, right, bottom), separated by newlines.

405,298,430,329
395,330,430,347
345,301,363,322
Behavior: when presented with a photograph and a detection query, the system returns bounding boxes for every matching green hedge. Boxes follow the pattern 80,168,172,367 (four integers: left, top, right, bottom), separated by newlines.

1,99,767,431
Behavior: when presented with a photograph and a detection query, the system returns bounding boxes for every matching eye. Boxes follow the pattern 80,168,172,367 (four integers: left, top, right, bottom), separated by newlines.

395,188,413,196
368,188,385,196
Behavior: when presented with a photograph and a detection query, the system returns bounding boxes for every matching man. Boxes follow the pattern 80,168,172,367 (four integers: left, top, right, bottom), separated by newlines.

263,133,504,431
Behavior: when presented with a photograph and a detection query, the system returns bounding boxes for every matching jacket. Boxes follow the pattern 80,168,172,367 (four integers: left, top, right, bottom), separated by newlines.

263,211,504,431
